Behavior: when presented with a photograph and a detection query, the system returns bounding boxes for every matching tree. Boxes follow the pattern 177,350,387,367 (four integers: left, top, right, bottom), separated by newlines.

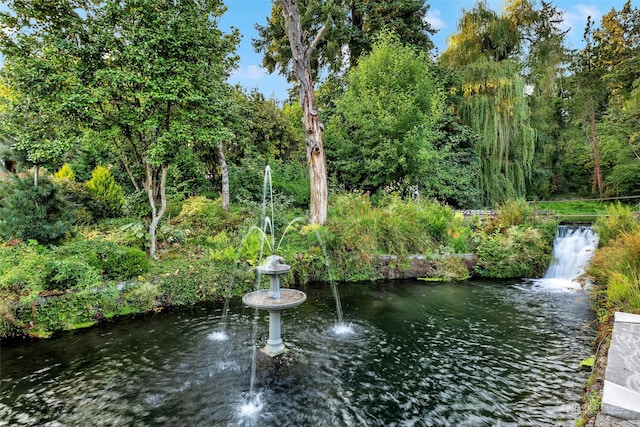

441,1,536,204
325,32,447,195
589,1,640,196
0,175,75,244
1,0,239,257
280,0,328,224
506,0,569,199
0,38,78,186
254,0,434,79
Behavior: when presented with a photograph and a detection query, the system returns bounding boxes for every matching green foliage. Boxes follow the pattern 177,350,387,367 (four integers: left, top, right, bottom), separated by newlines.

124,190,153,218
0,238,148,297
440,1,562,204
85,165,125,219
270,161,310,208
0,0,241,259
56,238,150,281
474,226,552,278
158,260,228,306
579,355,596,369
326,31,445,194
317,193,473,281
433,256,471,281
495,198,535,226
536,200,608,217
54,163,75,181
588,228,640,314
101,246,150,281
593,203,640,246
254,0,434,80
175,196,247,238
104,220,149,249
125,281,160,312
0,174,75,244
0,243,50,293
16,286,122,334
43,259,102,291
423,114,482,208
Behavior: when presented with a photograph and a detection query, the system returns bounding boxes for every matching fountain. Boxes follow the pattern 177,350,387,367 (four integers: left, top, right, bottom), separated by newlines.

242,254,306,356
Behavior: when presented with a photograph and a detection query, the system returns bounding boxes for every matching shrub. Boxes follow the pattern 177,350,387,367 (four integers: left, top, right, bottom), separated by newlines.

0,175,75,244
125,281,161,312
174,196,248,238
113,221,149,249
474,226,552,278
16,286,121,333
124,189,152,218
56,238,150,280
594,203,639,246
159,261,227,306
85,165,125,219
0,291,19,337
43,259,102,291
588,229,640,314
54,163,76,181
495,198,534,226
0,243,52,293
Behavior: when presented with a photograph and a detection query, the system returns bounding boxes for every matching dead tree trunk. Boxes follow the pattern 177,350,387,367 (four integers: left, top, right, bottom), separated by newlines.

280,0,328,225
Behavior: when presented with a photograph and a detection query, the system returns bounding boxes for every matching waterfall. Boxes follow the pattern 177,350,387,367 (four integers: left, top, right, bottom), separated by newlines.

543,225,599,281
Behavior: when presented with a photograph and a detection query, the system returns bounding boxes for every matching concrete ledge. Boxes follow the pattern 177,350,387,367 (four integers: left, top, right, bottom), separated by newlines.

602,381,640,420
602,312,640,421
615,312,640,324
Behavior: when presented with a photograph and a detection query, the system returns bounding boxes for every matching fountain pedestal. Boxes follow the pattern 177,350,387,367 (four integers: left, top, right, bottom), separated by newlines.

242,256,306,357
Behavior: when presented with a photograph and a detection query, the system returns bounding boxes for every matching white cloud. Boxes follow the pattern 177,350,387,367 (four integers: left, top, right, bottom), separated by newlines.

425,8,447,31
231,64,268,81
560,4,605,40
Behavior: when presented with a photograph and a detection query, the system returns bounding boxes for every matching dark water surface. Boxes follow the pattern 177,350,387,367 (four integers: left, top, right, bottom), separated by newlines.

0,279,594,426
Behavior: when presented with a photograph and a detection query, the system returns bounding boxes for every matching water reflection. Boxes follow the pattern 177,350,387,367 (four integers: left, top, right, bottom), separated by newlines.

0,280,594,426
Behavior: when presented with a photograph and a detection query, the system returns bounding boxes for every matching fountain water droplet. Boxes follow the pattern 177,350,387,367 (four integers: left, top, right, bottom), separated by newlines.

207,331,228,341
332,322,355,335
237,392,264,419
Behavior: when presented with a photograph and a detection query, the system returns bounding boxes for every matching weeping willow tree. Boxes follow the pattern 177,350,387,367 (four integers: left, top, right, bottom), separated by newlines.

441,0,537,204
461,58,535,203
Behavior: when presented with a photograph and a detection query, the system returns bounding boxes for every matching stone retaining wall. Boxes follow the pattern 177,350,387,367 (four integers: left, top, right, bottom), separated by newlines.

376,254,477,280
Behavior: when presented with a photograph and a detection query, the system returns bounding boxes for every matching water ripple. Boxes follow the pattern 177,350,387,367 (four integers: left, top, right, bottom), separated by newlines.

1,280,593,426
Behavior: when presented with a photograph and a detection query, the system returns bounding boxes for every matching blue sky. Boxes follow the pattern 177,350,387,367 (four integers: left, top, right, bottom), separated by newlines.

219,0,632,101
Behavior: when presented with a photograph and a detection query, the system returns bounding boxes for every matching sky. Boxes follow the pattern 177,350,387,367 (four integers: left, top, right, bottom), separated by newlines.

219,0,633,101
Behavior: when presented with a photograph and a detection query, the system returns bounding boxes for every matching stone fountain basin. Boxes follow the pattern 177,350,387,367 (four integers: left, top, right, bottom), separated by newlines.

242,289,307,311
256,264,291,275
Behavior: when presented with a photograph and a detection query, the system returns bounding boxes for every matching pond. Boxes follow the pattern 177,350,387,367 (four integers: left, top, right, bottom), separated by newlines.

0,278,594,426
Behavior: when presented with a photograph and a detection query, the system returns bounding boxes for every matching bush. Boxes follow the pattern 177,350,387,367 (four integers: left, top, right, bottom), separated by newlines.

0,175,75,244
55,238,150,280
0,243,51,293
588,229,640,314
54,163,76,181
16,286,122,333
174,196,248,239
474,226,552,278
495,198,534,226
101,246,149,280
43,259,102,291
594,203,639,246
85,165,125,219
159,261,227,306
125,281,160,312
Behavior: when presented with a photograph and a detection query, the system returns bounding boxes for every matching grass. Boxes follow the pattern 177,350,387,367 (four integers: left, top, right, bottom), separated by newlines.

536,200,608,221
535,200,638,222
